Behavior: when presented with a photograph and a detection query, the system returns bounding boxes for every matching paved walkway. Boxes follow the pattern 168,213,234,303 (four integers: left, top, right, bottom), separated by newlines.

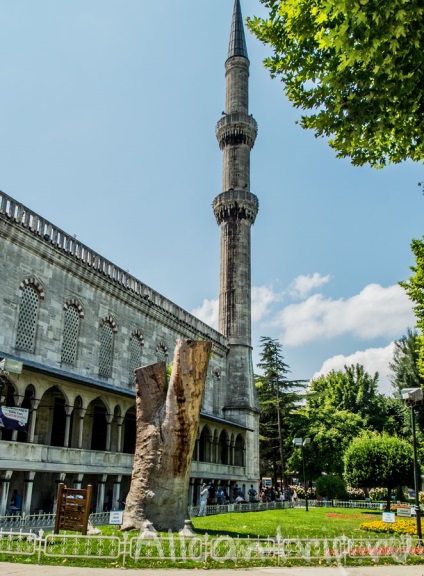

1,563,424,575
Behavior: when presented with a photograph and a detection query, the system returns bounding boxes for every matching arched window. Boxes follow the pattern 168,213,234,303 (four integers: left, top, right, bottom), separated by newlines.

15,280,44,351
61,302,83,365
156,341,168,364
99,317,117,378
129,332,144,385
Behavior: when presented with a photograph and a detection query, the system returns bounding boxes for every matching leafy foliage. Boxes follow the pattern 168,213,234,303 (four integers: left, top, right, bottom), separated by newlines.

400,239,424,379
307,364,385,430
255,337,306,484
288,405,363,478
315,474,347,500
390,329,424,393
288,364,394,478
344,433,414,509
247,0,424,166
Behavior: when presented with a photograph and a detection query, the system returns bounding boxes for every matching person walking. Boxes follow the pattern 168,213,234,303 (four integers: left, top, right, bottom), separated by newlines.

198,483,209,517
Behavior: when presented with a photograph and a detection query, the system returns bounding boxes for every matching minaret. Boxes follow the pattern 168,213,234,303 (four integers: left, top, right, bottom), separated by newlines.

213,0,259,429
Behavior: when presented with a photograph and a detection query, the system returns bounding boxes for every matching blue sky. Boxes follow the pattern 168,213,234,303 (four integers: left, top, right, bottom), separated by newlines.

0,0,422,394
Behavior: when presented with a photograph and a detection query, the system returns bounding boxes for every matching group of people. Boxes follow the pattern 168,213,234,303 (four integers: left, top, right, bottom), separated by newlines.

259,485,298,503
197,482,260,516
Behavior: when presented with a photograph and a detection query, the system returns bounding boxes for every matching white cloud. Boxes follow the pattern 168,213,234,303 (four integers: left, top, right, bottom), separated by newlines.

252,285,279,322
312,342,396,395
275,283,414,346
192,285,280,329
290,272,331,299
191,298,219,329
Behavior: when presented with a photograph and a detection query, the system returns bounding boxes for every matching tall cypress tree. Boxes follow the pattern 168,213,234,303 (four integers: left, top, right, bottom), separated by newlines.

256,336,306,488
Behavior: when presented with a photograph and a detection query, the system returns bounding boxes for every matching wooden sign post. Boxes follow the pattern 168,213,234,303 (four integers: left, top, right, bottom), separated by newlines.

54,483,92,535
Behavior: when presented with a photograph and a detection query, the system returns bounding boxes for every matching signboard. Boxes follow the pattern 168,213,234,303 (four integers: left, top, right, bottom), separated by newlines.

382,512,396,523
0,406,29,431
0,359,23,374
397,507,412,518
54,484,92,535
109,510,123,525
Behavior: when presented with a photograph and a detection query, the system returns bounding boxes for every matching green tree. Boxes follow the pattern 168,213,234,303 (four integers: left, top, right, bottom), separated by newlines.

256,336,305,487
308,364,386,431
315,474,347,502
288,405,363,478
344,433,414,510
400,240,424,379
390,328,424,394
247,0,424,167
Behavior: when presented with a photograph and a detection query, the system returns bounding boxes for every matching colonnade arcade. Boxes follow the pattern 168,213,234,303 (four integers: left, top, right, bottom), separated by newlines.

0,381,136,452
196,424,245,467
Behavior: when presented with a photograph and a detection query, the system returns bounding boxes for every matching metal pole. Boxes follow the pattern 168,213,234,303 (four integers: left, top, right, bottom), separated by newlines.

302,445,308,512
411,405,422,544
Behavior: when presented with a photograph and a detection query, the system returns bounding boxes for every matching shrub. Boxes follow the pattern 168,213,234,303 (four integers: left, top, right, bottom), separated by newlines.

316,475,347,500
369,487,388,501
346,486,366,500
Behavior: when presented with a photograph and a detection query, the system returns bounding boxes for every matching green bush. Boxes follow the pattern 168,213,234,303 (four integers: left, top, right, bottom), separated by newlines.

315,475,347,500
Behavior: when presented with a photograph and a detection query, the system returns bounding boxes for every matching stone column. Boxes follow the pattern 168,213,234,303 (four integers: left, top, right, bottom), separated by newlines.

105,414,113,452
188,478,195,506
195,435,200,462
23,472,36,516
74,474,84,489
27,399,40,444
0,471,13,515
64,405,73,448
96,474,107,513
231,440,235,466
77,408,86,449
112,475,122,511
116,416,124,452
209,435,214,463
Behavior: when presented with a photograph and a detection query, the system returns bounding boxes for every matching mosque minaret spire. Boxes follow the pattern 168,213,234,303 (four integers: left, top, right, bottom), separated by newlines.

213,0,259,431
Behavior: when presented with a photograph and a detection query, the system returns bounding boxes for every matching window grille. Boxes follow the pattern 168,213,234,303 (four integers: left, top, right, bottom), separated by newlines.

129,335,143,384
61,306,80,364
157,343,168,364
99,322,114,377
15,285,39,351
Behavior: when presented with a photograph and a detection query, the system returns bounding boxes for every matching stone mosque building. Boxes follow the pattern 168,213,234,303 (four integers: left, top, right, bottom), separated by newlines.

0,0,260,515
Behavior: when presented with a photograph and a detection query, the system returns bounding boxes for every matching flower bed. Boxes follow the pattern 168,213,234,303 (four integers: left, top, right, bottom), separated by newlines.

360,518,418,535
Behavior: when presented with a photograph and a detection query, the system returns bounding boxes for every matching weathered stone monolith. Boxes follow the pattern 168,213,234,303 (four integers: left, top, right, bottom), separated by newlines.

121,339,211,532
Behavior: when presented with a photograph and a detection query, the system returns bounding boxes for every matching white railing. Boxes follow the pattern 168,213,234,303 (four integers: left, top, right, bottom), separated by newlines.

0,499,402,531
0,529,421,567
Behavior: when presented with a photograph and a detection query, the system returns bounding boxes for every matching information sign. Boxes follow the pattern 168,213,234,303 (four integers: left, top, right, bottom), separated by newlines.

109,510,123,525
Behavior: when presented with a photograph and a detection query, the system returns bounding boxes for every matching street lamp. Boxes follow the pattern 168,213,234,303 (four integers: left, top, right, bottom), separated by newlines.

401,387,423,545
293,437,311,512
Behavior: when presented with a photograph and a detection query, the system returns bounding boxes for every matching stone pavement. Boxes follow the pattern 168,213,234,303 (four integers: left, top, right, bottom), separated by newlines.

1,563,424,575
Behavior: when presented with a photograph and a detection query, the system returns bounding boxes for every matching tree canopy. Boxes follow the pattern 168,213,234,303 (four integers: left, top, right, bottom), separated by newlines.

255,336,305,485
307,364,386,431
400,238,424,379
247,0,424,166
344,433,414,509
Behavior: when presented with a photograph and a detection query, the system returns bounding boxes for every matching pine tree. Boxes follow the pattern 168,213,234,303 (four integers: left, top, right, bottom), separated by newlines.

256,336,306,488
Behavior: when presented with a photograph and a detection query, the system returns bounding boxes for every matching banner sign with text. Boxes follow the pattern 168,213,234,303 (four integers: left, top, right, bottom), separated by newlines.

0,406,29,430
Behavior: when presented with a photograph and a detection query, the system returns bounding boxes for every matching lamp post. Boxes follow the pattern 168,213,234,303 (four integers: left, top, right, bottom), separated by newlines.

401,387,423,545
293,437,311,512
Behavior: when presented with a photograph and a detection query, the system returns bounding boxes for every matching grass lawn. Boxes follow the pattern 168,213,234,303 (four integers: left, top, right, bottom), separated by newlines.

191,506,380,539
1,507,421,569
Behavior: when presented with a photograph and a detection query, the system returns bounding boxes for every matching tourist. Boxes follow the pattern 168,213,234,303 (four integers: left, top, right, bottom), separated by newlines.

216,486,225,505
198,483,209,516
7,489,22,515
248,484,257,502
